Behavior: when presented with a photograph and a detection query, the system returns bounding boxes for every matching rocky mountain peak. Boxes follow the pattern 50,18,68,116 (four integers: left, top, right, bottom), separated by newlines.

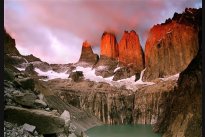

82,40,91,48
162,8,201,28
100,32,119,59
78,41,99,67
130,30,137,35
118,30,144,71
4,29,20,56
143,8,201,81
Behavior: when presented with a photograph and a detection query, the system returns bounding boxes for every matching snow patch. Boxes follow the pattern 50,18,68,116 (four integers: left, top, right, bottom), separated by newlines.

159,73,179,81
74,66,113,83
96,66,108,70
134,68,154,85
34,68,69,81
23,58,28,63
114,67,121,73
15,67,26,71
60,110,70,125
116,69,155,90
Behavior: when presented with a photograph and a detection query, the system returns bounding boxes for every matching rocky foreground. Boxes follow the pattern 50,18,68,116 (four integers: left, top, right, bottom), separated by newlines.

4,8,202,137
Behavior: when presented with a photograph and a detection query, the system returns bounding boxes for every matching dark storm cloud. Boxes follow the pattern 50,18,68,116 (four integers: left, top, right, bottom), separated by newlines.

4,0,202,63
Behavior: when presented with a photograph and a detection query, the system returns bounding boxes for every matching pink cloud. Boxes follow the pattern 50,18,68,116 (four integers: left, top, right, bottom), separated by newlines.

4,0,202,63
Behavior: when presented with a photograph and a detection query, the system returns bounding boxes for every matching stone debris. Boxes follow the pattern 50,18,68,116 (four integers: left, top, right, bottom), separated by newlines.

60,110,71,125
4,121,42,137
23,123,36,133
13,93,37,107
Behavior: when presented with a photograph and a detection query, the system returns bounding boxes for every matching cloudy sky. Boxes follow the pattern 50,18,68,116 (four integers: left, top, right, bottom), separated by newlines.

4,0,202,64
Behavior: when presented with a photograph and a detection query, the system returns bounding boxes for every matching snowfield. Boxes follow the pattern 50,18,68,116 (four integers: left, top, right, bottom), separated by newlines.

74,66,155,90
15,65,180,90
34,68,69,81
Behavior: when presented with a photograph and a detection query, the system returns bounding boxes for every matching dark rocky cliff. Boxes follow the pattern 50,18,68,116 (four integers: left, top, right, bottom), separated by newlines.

153,49,202,137
153,15,202,136
4,29,20,56
152,9,202,137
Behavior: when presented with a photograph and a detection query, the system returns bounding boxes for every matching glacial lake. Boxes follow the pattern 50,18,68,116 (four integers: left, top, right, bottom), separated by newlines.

86,124,162,137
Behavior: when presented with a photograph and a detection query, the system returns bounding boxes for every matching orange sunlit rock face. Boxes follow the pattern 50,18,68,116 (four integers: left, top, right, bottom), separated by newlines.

118,30,144,71
143,21,199,81
78,41,98,66
82,40,91,48
100,32,119,59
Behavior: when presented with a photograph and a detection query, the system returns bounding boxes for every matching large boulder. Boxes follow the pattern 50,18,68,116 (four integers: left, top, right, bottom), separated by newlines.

4,106,65,134
25,64,38,76
118,30,145,71
13,93,37,107
77,41,99,67
69,71,84,82
16,78,35,91
143,8,201,82
4,68,15,81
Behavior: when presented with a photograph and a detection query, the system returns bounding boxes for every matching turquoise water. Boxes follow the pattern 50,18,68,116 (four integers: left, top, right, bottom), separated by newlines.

86,125,162,137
